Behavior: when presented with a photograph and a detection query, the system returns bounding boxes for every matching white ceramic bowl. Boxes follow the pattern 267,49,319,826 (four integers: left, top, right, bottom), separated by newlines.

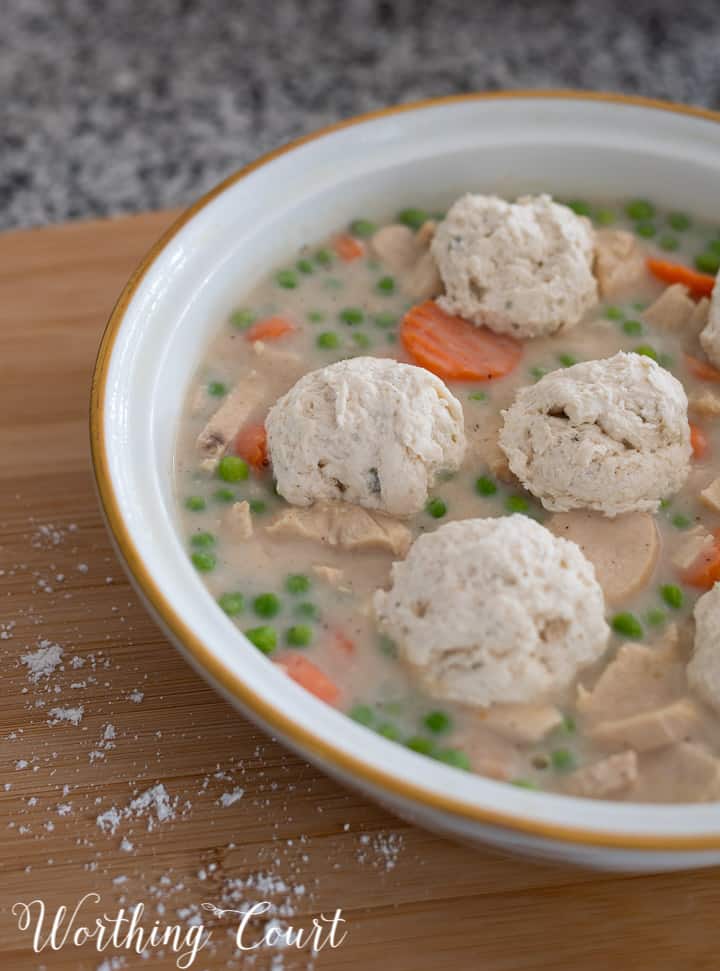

91,92,720,872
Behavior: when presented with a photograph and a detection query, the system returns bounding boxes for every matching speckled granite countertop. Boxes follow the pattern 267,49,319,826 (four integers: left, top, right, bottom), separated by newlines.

3,0,720,230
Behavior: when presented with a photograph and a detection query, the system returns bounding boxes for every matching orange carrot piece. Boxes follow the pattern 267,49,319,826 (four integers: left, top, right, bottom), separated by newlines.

234,422,269,469
244,315,295,342
400,300,522,381
278,654,339,705
333,234,365,262
682,530,720,590
690,423,709,460
686,354,720,383
647,258,716,298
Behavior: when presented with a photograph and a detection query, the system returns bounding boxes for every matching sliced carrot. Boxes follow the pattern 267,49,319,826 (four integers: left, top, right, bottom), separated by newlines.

647,258,716,299
690,423,709,460
234,422,269,469
681,529,720,590
333,234,365,262
400,300,522,381
685,354,720,383
244,315,295,342
277,654,339,705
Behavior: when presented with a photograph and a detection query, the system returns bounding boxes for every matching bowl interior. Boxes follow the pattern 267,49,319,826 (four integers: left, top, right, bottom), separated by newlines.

96,94,720,845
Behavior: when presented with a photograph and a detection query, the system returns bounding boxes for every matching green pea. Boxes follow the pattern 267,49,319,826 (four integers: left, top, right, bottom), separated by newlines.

376,721,402,741
426,497,447,519
190,531,215,549
275,269,299,289
671,513,692,530
511,778,539,790
295,601,320,620
658,234,680,252
625,199,655,220
635,221,657,239
185,495,206,512
660,584,684,609
557,353,577,367
213,488,235,503
406,736,434,755
505,495,529,514
208,381,227,397
622,319,643,336
253,593,281,618
339,307,364,325
191,551,216,572
386,333,397,344
314,248,333,267
708,239,720,256
218,592,244,616
567,199,592,216
285,574,311,595
530,365,548,381
475,475,498,497
378,635,397,658
248,499,267,514
604,305,624,321
349,704,375,726
229,309,255,329
434,748,471,771
350,219,377,238
397,208,428,230
317,331,340,349
217,456,249,482
667,212,691,231
594,208,616,226
307,310,325,323
423,710,451,734
373,312,396,329
352,332,372,349
695,252,720,274
245,625,277,654
646,607,666,627
468,390,487,401
633,344,659,361
376,276,395,295
611,612,644,639
296,258,314,274
285,624,313,647
550,748,576,772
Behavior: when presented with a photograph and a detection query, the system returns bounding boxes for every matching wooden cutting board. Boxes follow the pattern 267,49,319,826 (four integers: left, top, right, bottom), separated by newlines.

1,212,720,971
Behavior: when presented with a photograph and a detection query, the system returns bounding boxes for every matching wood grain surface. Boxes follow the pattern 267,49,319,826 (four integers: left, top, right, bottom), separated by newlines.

1,211,720,971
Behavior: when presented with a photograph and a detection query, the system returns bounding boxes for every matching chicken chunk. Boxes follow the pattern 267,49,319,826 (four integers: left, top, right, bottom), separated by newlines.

672,526,715,571
226,500,253,540
371,222,442,300
589,698,704,753
564,750,638,799
594,229,646,298
547,510,659,604
690,389,720,417
266,502,412,556
577,627,683,728
629,743,720,802
701,478,720,514
196,381,264,464
477,703,563,745
641,284,696,331
466,413,515,483
460,726,520,781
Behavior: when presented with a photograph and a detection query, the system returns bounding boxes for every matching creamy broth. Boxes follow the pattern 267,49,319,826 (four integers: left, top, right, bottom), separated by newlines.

175,199,720,802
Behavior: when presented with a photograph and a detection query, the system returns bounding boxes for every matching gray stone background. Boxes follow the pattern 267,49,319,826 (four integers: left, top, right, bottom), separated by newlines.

3,0,720,230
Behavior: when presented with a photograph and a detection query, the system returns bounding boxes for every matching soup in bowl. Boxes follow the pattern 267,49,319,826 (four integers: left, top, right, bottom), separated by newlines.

92,93,720,870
